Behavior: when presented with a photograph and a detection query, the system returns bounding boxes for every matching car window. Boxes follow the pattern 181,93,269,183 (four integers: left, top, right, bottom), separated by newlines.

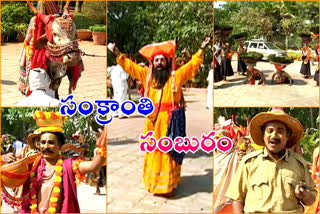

258,43,265,49
264,42,281,50
249,42,257,48
244,42,249,48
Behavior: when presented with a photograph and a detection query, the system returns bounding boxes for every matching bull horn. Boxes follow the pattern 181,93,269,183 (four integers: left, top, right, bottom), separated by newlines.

63,0,71,13
26,1,38,14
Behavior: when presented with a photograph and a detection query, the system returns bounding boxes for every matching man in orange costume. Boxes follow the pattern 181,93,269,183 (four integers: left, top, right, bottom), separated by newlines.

300,42,311,78
108,37,210,195
305,147,319,213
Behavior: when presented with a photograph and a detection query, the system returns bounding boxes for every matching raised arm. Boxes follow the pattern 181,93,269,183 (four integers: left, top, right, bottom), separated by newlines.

76,127,106,175
108,43,148,83
175,37,210,84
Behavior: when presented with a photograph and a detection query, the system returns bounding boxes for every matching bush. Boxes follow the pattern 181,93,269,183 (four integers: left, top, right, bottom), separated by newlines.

82,2,106,24
301,130,319,162
268,54,294,64
89,25,106,32
240,52,263,63
273,41,285,50
1,2,34,41
288,52,302,61
73,13,101,29
1,2,33,25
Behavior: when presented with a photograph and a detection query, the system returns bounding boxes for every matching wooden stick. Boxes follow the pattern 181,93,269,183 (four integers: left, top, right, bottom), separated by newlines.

64,0,71,9
26,1,38,14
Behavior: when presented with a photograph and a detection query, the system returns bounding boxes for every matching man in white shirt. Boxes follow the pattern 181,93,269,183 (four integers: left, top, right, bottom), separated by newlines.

109,64,129,118
206,63,213,109
16,68,60,107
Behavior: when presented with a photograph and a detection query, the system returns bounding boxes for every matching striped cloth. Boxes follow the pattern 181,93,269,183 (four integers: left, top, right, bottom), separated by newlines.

18,1,59,95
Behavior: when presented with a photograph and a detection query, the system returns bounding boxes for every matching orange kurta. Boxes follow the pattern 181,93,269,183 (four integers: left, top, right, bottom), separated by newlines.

305,148,319,213
117,50,203,193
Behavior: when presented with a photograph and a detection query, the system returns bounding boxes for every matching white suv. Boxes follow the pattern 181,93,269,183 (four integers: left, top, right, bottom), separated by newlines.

244,39,287,60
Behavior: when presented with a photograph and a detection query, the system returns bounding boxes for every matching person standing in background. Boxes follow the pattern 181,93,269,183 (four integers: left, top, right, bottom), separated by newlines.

110,64,129,118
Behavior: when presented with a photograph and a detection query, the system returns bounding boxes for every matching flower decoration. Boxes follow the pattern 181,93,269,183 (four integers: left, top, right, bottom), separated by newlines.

72,159,86,185
30,156,63,213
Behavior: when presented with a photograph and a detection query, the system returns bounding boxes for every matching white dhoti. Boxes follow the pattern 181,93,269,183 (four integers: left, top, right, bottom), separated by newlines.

110,64,129,117
207,69,213,109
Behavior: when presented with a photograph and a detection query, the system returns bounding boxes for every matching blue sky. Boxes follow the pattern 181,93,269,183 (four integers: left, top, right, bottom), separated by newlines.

214,1,227,8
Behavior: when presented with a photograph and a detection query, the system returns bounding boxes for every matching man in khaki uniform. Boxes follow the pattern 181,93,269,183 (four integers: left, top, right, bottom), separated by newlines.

225,108,317,213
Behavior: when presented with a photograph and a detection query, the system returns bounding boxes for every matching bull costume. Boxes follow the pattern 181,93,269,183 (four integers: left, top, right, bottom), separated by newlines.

19,1,59,95
108,38,210,194
20,1,83,98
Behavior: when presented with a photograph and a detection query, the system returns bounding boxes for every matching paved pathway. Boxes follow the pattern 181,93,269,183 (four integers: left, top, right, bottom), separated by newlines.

1,41,106,106
107,89,213,213
1,183,106,213
214,56,319,107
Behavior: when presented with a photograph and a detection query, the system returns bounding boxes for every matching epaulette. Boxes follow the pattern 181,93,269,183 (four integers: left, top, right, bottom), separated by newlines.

289,150,309,168
242,149,264,163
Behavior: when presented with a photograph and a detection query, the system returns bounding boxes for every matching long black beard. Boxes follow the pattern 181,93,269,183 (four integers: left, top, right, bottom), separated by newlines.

152,66,171,89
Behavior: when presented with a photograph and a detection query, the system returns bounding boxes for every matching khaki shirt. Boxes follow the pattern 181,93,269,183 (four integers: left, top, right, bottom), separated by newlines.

225,148,317,213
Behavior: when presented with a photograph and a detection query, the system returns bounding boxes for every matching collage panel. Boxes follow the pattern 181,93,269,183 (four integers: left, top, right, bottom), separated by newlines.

107,1,213,213
1,107,107,213
214,1,319,107
213,107,319,213
1,1,106,107
1,1,108,213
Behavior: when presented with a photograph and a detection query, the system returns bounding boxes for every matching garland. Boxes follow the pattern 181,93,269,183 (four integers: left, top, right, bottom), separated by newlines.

72,159,86,185
30,156,63,213
96,147,106,159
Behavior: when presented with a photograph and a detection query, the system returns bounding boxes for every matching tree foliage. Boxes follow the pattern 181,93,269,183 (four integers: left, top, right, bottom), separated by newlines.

107,1,213,87
81,1,106,24
1,1,34,41
1,108,103,157
214,1,319,49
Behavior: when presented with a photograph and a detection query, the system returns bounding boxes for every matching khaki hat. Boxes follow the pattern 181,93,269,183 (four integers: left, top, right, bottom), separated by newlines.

249,109,303,148
26,129,41,146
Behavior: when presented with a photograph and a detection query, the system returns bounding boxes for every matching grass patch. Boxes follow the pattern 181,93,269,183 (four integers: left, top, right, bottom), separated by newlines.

73,13,101,29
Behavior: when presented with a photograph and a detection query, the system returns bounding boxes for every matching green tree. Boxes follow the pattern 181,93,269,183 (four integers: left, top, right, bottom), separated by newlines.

1,108,103,157
214,1,319,49
107,2,213,87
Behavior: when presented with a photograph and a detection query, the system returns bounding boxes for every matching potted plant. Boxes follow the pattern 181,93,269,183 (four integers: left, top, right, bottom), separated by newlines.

89,25,106,45
1,23,7,42
14,23,28,42
77,29,92,40
1,23,15,43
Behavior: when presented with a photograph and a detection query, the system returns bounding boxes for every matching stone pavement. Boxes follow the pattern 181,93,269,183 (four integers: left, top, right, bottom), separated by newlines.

107,89,213,213
1,41,106,106
214,56,319,107
1,183,106,213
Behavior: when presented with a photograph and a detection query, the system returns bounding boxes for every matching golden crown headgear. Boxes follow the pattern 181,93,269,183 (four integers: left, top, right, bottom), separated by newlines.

33,111,68,133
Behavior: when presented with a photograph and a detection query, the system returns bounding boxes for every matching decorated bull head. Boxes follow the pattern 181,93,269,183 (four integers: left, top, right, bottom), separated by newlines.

27,1,83,97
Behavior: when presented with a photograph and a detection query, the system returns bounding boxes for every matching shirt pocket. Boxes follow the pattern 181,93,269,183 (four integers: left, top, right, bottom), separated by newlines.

282,172,299,201
250,176,269,201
